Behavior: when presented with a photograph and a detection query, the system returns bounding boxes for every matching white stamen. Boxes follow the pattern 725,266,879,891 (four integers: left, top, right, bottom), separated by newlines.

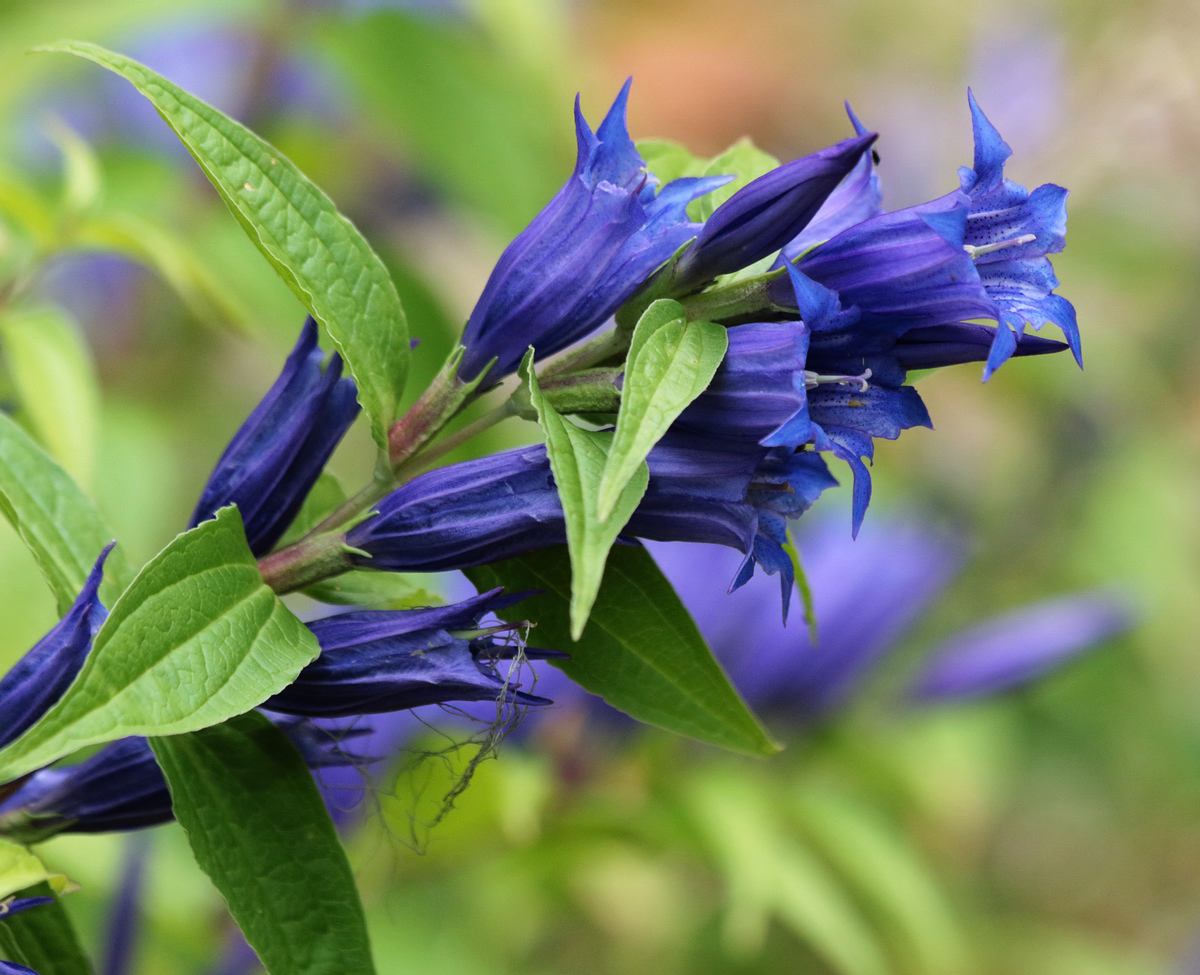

964,233,1037,259
804,367,872,392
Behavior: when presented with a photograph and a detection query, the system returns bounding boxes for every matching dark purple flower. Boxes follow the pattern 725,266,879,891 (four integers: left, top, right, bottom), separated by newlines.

264,590,563,718
189,317,360,557
671,131,877,289
345,445,564,572
674,321,813,448
347,435,834,602
889,322,1066,371
0,959,37,974
457,80,727,383
0,546,111,752
0,717,373,841
907,590,1133,702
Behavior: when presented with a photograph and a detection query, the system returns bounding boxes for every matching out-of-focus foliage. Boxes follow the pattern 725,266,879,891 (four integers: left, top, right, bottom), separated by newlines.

0,0,1195,973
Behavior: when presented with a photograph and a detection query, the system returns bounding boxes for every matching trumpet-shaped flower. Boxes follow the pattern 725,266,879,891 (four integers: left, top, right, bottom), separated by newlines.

189,317,360,556
457,80,728,383
265,589,563,718
958,90,1079,378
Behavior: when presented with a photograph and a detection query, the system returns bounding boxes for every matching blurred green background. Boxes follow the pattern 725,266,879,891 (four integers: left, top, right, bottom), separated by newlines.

0,0,1197,972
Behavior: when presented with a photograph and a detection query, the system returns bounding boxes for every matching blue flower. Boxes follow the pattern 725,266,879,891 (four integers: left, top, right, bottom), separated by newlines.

264,589,564,718
771,192,995,336
0,716,375,841
457,80,727,383
0,546,111,752
958,90,1079,378
345,446,564,572
907,591,1133,702
348,436,836,610
189,317,360,556
673,321,813,448
647,516,1131,726
671,131,877,289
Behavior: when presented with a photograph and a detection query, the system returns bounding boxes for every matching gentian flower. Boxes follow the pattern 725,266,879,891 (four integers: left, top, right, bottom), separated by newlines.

671,131,877,289
347,436,836,606
957,90,1079,378
457,80,728,383
907,591,1132,702
657,518,1133,724
531,517,1132,732
0,545,111,752
0,716,376,842
264,589,562,717
189,317,360,557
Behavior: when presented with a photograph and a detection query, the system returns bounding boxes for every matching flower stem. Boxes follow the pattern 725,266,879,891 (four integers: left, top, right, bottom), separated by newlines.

258,530,354,595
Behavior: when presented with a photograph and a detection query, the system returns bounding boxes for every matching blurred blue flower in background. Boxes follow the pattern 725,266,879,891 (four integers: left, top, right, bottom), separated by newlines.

530,515,1134,732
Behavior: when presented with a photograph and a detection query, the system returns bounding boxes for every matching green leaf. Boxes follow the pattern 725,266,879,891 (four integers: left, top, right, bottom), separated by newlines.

151,712,375,975
793,790,969,975
783,531,819,645
0,881,92,975
686,773,889,975
597,301,727,519
0,839,64,901
466,545,778,755
522,352,647,638
0,508,320,783
46,118,101,220
0,412,132,612
635,138,709,185
40,40,409,449
0,305,102,487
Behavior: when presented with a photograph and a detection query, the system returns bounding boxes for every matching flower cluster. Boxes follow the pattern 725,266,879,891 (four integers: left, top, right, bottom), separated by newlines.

346,84,1077,601
0,81,1081,854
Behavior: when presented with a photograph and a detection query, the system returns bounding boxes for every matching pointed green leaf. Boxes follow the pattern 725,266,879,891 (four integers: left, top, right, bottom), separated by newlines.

46,118,101,220
466,545,778,755
792,790,968,975
596,303,727,519
0,508,320,783
1,306,102,488
39,40,409,449
0,882,92,975
0,412,132,612
686,772,889,975
151,712,375,975
523,352,647,638
0,840,62,901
